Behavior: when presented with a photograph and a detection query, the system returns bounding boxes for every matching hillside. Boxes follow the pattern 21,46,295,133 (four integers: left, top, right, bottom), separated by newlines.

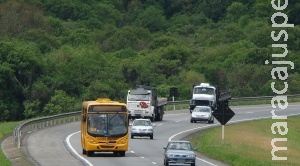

0,0,299,121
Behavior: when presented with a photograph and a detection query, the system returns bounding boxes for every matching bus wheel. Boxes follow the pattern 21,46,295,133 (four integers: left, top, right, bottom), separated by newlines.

82,148,86,155
87,151,94,157
119,151,125,157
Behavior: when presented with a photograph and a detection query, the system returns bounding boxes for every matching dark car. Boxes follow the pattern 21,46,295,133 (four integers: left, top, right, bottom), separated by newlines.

163,140,196,166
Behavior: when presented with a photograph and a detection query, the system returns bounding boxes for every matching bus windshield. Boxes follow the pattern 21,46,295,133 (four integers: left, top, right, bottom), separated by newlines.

127,94,150,101
88,113,127,136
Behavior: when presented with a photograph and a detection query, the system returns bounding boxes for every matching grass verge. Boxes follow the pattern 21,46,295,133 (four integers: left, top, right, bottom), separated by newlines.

191,115,300,166
0,122,19,166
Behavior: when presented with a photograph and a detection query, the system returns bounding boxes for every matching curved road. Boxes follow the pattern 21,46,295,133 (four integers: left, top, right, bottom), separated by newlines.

25,103,300,166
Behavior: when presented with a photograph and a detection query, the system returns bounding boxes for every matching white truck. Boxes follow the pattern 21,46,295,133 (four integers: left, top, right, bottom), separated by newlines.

126,85,167,122
189,83,231,112
189,83,217,112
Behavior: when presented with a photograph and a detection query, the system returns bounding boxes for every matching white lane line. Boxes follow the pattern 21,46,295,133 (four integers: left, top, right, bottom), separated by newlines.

66,134,158,165
169,113,300,166
164,113,189,116
66,113,300,166
66,131,93,166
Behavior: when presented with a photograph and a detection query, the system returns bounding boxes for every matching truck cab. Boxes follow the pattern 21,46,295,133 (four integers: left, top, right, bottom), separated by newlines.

126,85,166,122
189,83,217,112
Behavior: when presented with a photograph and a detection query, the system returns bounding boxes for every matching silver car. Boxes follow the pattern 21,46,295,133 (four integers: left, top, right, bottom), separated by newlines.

190,106,214,123
130,119,154,139
163,140,196,166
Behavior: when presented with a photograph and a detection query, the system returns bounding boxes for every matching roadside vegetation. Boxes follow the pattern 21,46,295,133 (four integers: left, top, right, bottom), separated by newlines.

191,115,300,166
0,122,19,166
0,1,299,164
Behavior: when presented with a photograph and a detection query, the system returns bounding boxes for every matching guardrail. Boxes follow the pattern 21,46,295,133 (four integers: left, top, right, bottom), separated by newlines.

166,94,300,105
13,112,80,148
13,94,300,148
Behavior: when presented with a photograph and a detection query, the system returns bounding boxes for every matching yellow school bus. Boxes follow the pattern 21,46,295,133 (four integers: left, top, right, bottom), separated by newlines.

81,98,129,157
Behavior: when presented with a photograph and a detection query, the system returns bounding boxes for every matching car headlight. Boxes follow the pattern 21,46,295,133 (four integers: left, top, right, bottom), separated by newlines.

192,114,196,117
131,128,136,131
148,128,153,131
187,154,195,158
167,153,174,157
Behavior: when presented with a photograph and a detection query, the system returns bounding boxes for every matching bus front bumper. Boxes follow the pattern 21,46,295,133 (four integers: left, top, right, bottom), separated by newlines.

85,142,128,152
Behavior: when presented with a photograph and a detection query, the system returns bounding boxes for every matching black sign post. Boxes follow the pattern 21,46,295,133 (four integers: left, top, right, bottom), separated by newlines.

212,102,235,125
212,89,235,142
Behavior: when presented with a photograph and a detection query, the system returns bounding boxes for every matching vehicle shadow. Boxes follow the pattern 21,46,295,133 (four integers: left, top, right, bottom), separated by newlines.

91,152,136,157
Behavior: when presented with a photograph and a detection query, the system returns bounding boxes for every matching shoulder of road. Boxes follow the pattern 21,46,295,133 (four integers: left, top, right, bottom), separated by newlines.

2,108,228,166
1,135,36,166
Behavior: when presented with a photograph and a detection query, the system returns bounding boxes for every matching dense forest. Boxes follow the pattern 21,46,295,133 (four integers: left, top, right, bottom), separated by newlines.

0,0,299,122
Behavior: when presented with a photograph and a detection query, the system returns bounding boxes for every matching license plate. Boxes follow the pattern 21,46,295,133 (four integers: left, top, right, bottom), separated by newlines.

135,110,143,114
177,159,185,163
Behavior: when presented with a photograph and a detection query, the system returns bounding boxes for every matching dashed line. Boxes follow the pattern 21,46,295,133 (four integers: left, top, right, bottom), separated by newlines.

125,150,158,165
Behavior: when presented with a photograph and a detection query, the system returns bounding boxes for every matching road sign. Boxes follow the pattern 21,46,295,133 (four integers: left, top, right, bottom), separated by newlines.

169,87,179,97
212,102,235,125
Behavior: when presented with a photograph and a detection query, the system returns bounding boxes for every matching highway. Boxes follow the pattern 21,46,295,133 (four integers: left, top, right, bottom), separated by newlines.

25,103,300,166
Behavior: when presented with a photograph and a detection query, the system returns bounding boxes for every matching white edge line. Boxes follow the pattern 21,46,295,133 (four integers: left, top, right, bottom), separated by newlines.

66,131,93,166
66,113,300,166
169,113,300,166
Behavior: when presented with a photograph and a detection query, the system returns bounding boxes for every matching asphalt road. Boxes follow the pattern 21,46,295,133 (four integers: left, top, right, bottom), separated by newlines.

25,103,300,166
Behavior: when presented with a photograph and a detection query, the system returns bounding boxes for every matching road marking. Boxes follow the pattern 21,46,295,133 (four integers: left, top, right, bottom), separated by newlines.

169,113,300,165
66,112,300,166
66,134,159,165
66,131,93,166
164,113,188,116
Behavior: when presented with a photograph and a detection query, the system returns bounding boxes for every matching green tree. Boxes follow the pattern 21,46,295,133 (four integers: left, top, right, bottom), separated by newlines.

0,1,46,37
135,5,167,32
0,40,42,121
288,73,300,94
226,2,248,21
197,0,231,22
102,26,152,51
42,90,79,116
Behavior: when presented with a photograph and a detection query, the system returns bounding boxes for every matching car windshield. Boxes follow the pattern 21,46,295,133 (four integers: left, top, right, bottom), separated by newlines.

168,142,192,150
133,120,151,126
193,107,211,113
